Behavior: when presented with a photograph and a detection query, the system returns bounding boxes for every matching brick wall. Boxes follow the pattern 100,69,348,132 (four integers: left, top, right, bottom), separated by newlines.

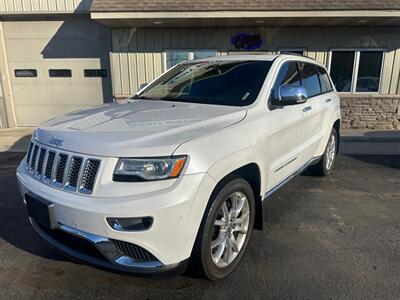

341,95,400,130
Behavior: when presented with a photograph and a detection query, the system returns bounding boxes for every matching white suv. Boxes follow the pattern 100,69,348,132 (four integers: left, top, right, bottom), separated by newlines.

17,54,340,280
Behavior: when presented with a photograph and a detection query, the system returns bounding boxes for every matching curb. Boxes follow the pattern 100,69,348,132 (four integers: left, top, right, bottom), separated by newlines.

341,137,400,143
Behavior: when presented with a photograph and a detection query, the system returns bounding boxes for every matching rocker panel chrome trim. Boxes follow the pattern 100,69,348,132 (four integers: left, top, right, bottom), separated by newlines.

264,156,320,199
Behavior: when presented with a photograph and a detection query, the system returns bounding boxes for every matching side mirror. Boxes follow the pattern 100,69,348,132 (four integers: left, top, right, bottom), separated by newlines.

139,83,148,90
274,86,308,106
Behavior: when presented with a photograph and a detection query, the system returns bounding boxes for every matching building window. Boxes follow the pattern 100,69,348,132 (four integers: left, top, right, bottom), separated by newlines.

165,50,217,69
193,51,218,60
14,69,37,78
49,69,72,78
330,50,383,93
84,69,108,78
356,51,383,92
330,51,355,92
165,51,189,69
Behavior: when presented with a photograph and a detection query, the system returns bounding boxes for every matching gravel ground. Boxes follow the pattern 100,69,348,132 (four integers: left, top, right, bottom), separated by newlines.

0,152,399,299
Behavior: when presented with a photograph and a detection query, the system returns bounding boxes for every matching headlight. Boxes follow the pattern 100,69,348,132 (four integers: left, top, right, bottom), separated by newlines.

113,156,187,182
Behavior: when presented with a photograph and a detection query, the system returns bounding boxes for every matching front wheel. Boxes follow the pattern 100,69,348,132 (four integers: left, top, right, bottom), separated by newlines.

190,176,255,281
309,127,338,176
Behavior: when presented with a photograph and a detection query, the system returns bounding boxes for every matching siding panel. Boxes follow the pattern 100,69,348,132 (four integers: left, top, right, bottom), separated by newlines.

0,0,90,12
111,26,400,97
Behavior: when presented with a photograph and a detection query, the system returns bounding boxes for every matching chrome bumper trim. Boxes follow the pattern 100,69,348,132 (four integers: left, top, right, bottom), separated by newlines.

30,219,186,275
58,224,161,268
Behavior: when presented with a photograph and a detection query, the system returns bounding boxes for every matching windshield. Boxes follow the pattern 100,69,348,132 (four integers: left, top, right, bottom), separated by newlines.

133,60,273,107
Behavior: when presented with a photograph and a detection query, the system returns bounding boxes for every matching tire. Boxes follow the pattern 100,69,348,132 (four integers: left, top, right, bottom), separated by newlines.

190,175,255,281
309,127,338,176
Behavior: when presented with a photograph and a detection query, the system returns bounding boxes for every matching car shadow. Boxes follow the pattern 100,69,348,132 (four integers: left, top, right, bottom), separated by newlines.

0,139,68,262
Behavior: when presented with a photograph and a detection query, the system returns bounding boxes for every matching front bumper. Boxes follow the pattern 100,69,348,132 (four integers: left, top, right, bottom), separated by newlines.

17,160,216,271
30,218,187,276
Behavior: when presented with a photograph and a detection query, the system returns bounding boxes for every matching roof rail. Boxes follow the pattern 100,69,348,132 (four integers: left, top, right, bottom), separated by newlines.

279,51,316,61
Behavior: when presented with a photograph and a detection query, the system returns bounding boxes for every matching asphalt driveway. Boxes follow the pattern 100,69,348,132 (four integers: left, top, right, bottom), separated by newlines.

0,152,399,299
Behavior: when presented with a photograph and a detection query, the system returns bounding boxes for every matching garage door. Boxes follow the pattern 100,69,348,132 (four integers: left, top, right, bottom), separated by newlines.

3,19,112,126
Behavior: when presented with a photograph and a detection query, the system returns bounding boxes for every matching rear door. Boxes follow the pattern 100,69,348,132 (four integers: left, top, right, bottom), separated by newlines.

316,65,340,151
296,62,325,159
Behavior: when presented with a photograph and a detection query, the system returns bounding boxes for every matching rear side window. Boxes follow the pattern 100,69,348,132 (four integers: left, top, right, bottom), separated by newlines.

298,62,321,98
317,66,333,93
271,62,301,101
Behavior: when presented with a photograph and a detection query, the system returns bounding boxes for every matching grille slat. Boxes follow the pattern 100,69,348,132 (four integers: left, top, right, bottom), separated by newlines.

25,140,100,194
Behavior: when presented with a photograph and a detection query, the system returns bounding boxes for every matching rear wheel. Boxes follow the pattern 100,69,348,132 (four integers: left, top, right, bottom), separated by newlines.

190,176,255,281
309,127,338,176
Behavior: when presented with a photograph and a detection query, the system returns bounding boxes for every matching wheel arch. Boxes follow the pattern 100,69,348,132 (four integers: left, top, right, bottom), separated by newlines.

210,163,263,230
333,119,341,153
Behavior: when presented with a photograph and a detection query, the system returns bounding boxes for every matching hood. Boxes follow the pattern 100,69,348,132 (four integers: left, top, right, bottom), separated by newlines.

35,100,247,157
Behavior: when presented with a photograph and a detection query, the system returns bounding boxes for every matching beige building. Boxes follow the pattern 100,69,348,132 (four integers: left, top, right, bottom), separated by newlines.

0,0,399,129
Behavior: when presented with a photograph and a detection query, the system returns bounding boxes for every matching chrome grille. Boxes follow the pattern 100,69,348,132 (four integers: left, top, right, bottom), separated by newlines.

25,141,101,195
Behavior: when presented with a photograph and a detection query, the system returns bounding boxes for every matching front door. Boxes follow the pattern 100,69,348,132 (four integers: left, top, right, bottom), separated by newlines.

263,61,312,190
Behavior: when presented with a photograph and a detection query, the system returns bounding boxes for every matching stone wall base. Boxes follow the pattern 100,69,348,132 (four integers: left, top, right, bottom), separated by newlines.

341,95,400,130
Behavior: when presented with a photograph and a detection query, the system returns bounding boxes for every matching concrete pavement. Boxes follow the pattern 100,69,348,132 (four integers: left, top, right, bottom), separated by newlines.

1,152,399,299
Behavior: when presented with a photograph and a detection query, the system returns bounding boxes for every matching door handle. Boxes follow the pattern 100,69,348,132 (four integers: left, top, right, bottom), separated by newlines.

325,98,332,103
303,106,312,112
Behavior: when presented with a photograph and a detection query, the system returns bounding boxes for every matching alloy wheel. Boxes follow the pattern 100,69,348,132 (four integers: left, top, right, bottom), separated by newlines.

325,133,336,170
210,191,250,268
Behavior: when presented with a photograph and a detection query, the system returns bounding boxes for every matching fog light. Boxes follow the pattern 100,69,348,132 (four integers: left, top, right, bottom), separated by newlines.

107,217,153,231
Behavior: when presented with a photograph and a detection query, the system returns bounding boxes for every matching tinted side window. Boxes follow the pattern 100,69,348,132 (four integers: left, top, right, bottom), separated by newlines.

298,62,321,97
317,66,333,93
271,62,301,101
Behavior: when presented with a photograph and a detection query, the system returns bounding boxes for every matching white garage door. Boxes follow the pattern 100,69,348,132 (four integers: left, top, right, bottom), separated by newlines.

3,19,112,126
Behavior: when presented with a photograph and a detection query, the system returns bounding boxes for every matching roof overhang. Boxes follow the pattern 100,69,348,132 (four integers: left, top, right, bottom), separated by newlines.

91,10,400,27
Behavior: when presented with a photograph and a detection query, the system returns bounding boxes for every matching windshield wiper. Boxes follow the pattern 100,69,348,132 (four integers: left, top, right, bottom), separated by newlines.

132,95,200,103
131,95,153,100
